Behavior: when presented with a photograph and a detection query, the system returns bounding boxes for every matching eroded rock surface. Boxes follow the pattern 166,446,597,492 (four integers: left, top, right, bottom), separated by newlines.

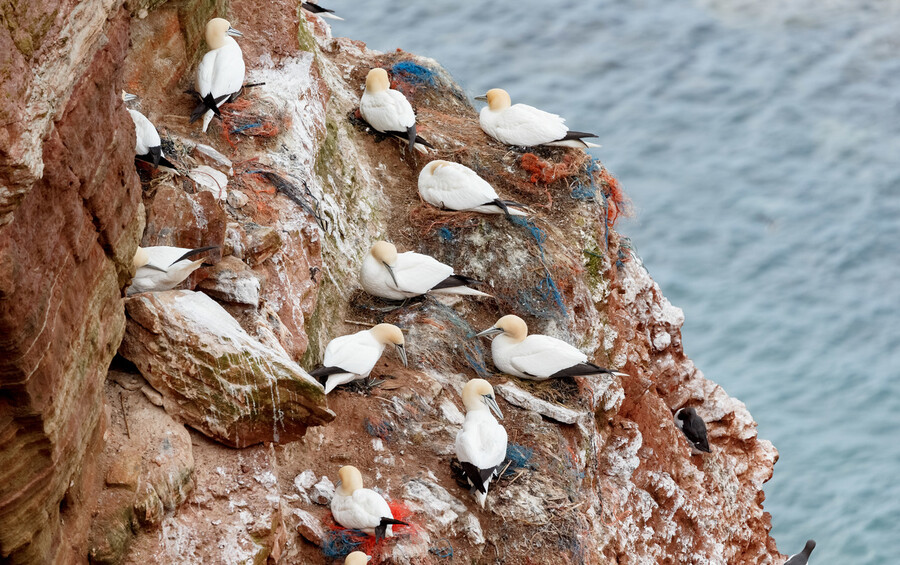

120,290,333,447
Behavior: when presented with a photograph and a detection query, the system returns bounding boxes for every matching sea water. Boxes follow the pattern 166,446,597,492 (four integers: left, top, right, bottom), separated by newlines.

330,1,900,562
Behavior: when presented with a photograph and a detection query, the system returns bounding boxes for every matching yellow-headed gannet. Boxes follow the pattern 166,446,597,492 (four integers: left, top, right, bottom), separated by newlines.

674,407,711,454
418,160,528,217
127,245,217,295
455,379,507,508
360,68,432,153
476,315,627,380
361,241,490,301
122,92,175,170
785,540,816,565
331,465,407,541
302,1,344,20
475,88,600,149
344,552,370,565
192,18,246,132
309,324,408,394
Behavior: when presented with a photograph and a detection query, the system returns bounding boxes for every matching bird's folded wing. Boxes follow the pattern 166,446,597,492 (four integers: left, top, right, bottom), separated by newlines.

509,335,588,378
394,252,454,294
321,333,382,375
196,50,217,96
350,489,393,525
210,42,245,99
496,104,568,146
426,165,499,210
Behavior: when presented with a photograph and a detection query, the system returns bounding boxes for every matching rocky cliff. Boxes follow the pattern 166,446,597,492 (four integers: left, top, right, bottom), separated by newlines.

0,1,782,563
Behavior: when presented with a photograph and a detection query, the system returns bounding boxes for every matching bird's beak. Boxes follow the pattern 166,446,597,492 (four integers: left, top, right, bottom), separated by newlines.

123,92,138,102
335,479,342,489
474,326,503,339
484,394,503,419
383,262,399,287
396,344,408,367
226,26,243,37
474,94,488,102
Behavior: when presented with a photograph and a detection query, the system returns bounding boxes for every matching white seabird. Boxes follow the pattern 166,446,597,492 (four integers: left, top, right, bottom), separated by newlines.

674,406,711,454
344,552,370,565
359,68,431,153
123,92,175,169
192,18,246,133
475,315,627,380
361,241,490,301
418,160,528,217
331,465,407,541
784,540,816,565
455,379,507,508
475,88,600,149
301,1,344,20
309,324,408,394
127,245,217,295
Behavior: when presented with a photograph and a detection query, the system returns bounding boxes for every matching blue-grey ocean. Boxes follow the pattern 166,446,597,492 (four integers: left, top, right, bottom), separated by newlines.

329,1,900,562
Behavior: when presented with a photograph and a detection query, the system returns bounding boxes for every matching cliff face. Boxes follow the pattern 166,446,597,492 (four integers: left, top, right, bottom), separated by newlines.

0,2,781,564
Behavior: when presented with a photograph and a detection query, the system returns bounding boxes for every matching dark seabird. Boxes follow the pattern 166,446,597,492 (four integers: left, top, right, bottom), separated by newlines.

674,406,711,454
301,2,344,21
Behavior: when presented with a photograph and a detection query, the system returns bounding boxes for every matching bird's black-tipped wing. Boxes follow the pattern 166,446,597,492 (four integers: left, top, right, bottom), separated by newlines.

541,362,616,380
135,149,177,170
170,246,219,266
374,517,408,541
558,130,599,141
382,130,434,149
302,2,335,15
431,274,481,291
457,461,498,494
189,93,229,123
308,365,349,384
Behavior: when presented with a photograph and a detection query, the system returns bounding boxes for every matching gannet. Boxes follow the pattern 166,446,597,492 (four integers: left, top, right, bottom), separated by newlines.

418,160,528,217
127,246,217,295
784,540,816,565
360,241,490,300
191,18,245,132
455,379,507,508
302,1,343,20
331,465,407,541
344,552,370,565
122,92,175,170
674,407,711,454
475,315,627,380
359,68,431,153
475,88,600,149
309,324,408,394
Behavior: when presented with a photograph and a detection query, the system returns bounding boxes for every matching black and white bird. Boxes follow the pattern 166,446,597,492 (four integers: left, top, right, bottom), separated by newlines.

308,324,408,394
191,18,245,132
475,315,627,380
418,160,528,217
127,246,217,295
359,68,431,153
330,465,407,541
674,406,712,454
784,540,816,565
301,1,344,20
122,92,175,169
475,88,600,149
455,379,507,508
360,240,490,301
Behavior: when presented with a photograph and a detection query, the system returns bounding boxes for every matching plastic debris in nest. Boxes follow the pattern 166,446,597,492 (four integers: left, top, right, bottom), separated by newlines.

322,501,415,563
429,538,454,559
520,151,590,185
220,96,289,148
408,201,482,237
423,301,490,377
390,60,438,96
501,444,537,479
363,416,394,441
506,216,569,319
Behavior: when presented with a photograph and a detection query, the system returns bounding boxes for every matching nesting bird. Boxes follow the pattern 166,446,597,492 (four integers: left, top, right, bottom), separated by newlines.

308,324,408,394
476,315,627,380
361,241,490,301
418,160,528,217
455,379,508,508
784,540,816,565
674,406,711,454
301,1,343,20
359,68,431,152
127,246,217,295
330,465,407,541
123,92,174,169
192,18,246,132
476,88,600,149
